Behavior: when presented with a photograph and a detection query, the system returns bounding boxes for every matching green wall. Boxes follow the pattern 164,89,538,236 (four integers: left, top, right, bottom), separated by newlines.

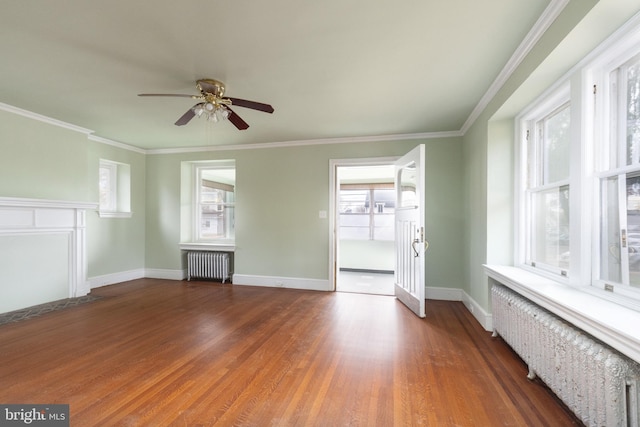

146,137,464,289
0,110,91,201
86,141,146,278
0,109,147,287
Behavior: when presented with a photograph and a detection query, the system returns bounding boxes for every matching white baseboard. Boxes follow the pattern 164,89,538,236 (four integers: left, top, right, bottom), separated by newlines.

233,274,331,291
462,292,493,332
145,268,186,281
426,286,464,301
426,286,492,332
88,268,186,289
88,269,146,289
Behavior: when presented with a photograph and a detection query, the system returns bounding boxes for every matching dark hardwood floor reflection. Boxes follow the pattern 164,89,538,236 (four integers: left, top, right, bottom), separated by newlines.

0,279,582,426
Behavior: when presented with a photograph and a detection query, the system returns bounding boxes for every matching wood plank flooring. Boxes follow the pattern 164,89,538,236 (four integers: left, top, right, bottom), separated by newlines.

0,279,582,426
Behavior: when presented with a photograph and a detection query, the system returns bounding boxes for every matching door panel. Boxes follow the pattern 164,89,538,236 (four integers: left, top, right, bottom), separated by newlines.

394,145,426,318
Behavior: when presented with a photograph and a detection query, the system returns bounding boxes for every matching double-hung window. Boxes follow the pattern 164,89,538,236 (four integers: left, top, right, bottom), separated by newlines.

195,162,235,243
517,17,640,305
595,51,640,292
520,92,571,278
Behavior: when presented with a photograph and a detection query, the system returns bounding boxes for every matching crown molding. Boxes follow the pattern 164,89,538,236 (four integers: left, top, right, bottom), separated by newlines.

0,102,93,135
145,130,463,155
88,134,146,154
460,0,569,134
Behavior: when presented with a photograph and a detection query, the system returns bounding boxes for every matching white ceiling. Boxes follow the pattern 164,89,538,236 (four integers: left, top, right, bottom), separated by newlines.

0,0,551,150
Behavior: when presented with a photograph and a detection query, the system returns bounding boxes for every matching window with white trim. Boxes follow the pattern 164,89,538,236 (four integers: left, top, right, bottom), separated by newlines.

517,17,640,304
98,159,131,218
195,162,235,242
338,185,394,241
520,90,571,278
595,49,640,293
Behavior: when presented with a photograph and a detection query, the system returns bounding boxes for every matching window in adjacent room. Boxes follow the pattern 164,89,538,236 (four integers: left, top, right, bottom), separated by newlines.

339,185,394,241
98,159,131,218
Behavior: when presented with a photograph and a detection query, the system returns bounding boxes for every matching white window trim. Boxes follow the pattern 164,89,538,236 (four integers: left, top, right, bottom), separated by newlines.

515,84,572,284
192,160,235,245
510,12,640,314
488,11,640,368
98,159,132,219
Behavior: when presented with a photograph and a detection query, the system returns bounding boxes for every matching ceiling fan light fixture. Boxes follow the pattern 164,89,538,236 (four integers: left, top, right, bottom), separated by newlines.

142,78,272,129
193,105,205,117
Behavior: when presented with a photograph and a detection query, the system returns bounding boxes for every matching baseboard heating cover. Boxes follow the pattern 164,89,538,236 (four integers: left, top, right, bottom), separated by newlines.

186,251,231,283
492,284,640,426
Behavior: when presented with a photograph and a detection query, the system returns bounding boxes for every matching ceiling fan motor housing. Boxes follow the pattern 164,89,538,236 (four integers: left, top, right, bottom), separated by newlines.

197,79,226,98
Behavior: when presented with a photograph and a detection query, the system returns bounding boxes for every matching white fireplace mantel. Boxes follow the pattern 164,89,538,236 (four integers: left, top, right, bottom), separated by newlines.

0,197,98,305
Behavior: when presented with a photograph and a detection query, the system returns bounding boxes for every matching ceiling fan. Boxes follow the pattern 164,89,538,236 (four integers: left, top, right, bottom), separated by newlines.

138,79,274,130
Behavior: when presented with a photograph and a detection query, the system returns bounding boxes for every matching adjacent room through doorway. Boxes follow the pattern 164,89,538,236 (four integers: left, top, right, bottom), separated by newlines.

335,163,395,296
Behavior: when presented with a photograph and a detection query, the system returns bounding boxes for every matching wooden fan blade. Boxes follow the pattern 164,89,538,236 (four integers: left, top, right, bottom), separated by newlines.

175,104,200,126
227,97,274,113
138,93,196,98
227,107,249,130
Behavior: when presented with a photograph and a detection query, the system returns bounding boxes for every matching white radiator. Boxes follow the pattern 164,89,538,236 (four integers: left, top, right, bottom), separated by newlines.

492,284,640,427
186,251,231,283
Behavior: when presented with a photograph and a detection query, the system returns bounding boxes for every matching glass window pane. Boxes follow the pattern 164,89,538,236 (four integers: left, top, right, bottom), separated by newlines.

531,186,570,270
373,214,394,241
373,189,395,213
340,213,370,227
399,163,417,207
339,187,396,241
600,176,622,283
340,213,369,240
627,175,640,286
626,59,640,166
198,173,234,240
339,190,367,213
98,166,112,210
543,105,571,184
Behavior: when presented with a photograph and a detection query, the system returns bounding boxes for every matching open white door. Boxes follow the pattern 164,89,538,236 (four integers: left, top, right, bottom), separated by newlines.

394,144,426,318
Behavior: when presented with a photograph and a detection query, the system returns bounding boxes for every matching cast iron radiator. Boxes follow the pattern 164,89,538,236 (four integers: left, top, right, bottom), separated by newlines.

492,284,640,426
186,251,231,283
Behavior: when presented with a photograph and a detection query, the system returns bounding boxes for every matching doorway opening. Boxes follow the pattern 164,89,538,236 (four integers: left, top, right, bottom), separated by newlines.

333,161,396,296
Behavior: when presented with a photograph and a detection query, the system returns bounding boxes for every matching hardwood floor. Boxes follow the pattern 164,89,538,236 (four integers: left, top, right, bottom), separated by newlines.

0,279,582,426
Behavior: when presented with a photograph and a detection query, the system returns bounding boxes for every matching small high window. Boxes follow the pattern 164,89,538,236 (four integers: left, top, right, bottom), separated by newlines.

98,159,131,218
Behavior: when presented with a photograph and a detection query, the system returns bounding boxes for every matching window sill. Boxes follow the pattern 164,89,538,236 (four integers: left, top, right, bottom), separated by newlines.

98,211,132,218
179,242,235,252
484,264,640,364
